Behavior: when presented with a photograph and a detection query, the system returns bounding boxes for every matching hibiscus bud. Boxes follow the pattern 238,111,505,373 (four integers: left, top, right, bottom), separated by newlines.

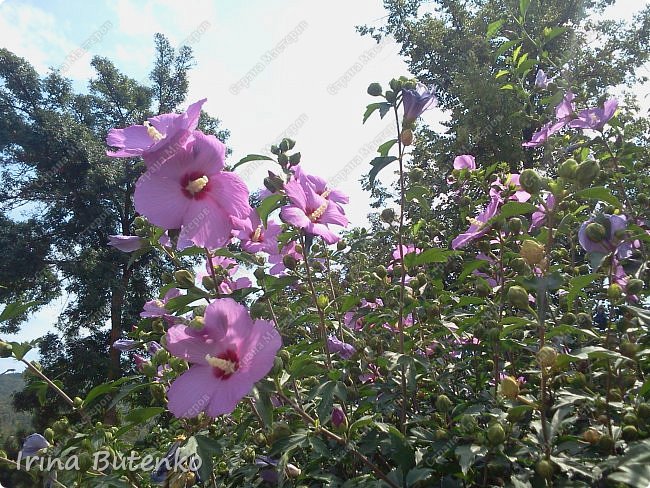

188,316,205,329
270,145,280,155
385,90,396,104
460,414,478,432
508,217,522,234
73,396,83,409
535,459,554,479
278,153,289,166
537,346,557,368
294,244,303,254
627,278,643,295
43,428,55,444
519,169,541,194
583,428,601,444
557,158,578,179
585,222,606,242
487,423,506,445
331,406,348,432
575,160,600,185
520,240,545,266
283,254,298,270
375,265,387,278
622,425,638,441
289,152,301,166
78,452,93,472
561,313,576,325
283,138,296,150
607,283,623,301
435,394,453,413
620,342,638,359
253,267,266,281
174,270,195,289
286,463,302,478
264,172,284,193
380,208,395,223
637,403,650,419
241,447,256,462
500,376,520,399
367,82,383,96
0,341,12,358
337,240,347,251
576,312,592,327
202,275,215,290
401,128,414,146
507,285,530,310
510,257,529,274
316,295,329,309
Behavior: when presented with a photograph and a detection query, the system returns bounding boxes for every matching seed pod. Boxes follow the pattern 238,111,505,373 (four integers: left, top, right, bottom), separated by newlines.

500,376,520,399
519,169,541,194
520,240,545,266
537,346,557,368
583,428,601,444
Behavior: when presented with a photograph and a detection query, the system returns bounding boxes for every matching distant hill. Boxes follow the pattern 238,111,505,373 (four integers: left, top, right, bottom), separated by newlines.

0,373,32,439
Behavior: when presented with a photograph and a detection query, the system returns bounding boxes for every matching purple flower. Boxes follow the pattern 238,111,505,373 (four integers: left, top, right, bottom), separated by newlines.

293,165,349,211
280,173,348,244
392,244,421,261
20,434,49,457
535,69,550,89
451,196,501,249
141,288,182,318
530,193,556,230
327,335,356,360
578,214,628,256
165,298,281,417
108,235,145,253
112,339,138,352
331,406,346,428
268,241,303,276
133,354,147,372
402,83,437,124
359,364,381,383
106,99,205,165
490,174,531,202
568,98,618,131
133,131,250,249
523,91,575,147
453,155,476,170
231,208,282,254
147,341,163,355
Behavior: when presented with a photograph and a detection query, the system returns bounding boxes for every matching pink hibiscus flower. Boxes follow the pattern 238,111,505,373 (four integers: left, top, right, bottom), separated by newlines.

165,298,282,417
106,99,205,164
231,208,282,254
280,172,348,244
134,132,250,249
292,165,349,211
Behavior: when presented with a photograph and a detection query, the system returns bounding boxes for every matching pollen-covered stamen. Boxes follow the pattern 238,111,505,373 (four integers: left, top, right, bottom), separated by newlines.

205,351,239,379
143,121,164,142
467,217,487,229
309,202,328,222
252,225,263,242
321,189,331,199
186,176,209,196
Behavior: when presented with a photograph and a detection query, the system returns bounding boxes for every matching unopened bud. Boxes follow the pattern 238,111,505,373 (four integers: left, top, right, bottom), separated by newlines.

509,217,522,234
537,346,557,368
608,283,623,301
173,270,195,289
487,423,506,445
557,158,578,179
575,160,600,185
331,406,348,431
627,278,643,295
500,376,520,399
519,169,541,194
201,275,215,290
435,394,453,413
380,208,395,223
316,295,329,309
401,128,413,146
585,222,606,242
520,240,545,266
507,285,530,310
289,152,301,166
367,82,383,96
0,341,12,358
283,254,298,270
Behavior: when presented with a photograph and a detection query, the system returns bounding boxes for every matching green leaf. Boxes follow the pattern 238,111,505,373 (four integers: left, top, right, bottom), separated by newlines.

230,154,274,171
406,468,433,486
495,69,509,79
378,139,398,157
495,40,518,58
0,301,37,322
363,102,392,124
566,274,599,309
574,187,622,208
349,415,376,436
543,26,566,42
519,0,531,17
487,19,505,38
500,84,515,90
257,194,285,226
620,305,650,327
404,248,449,267
455,444,487,475
251,387,274,428
9,342,33,360
125,406,164,423
195,434,222,483
499,201,539,218
368,156,397,187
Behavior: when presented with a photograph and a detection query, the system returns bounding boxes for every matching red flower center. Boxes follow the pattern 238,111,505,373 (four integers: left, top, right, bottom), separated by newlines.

181,172,211,200
209,349,240,380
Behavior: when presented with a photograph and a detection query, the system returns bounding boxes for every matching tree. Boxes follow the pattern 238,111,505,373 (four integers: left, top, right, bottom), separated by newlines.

0,34,229,417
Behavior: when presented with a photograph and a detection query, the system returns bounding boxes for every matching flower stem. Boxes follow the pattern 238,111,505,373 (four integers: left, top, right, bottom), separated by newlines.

299,234,332,368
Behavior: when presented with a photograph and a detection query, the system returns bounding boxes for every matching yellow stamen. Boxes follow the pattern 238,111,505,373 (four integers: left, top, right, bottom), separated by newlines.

321,189,331,199
467,217,486,229
252,225,263,242
205,354,237,374
143,121,164,142
186,176,209,195
309,202,328,222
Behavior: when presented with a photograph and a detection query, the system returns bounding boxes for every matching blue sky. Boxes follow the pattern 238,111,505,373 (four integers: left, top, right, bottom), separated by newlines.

0,0,648,372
